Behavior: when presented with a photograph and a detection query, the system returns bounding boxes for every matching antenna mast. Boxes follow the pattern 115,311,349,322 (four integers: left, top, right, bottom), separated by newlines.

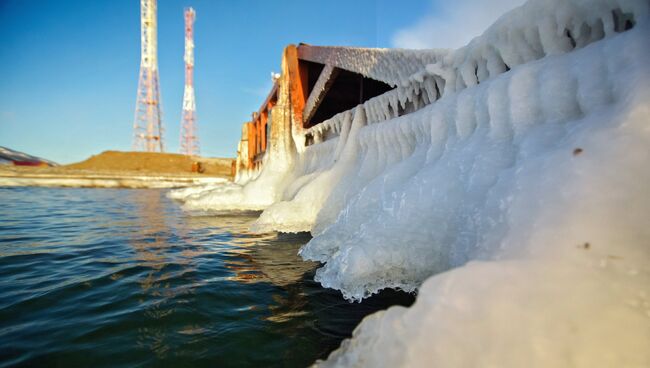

132,0,164,152
179,7,199,156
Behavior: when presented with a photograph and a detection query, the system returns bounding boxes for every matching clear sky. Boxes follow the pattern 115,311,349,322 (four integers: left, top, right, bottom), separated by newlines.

0,0,436,163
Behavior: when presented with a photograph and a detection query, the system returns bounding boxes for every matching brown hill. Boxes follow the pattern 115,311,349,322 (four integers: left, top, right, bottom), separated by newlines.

65,151,233,177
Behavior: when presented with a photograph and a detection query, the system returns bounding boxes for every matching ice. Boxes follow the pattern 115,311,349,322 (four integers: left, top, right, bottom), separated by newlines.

298,46,447,87
315,81,650,365
251,108,364,233
307,0,650,366
299,18,649,301
167,146,291,211
171,49,298,213
317,258,650,367
166,179,228,200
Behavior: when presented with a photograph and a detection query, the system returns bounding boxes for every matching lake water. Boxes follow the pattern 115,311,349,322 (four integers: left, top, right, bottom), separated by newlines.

0,187,413,368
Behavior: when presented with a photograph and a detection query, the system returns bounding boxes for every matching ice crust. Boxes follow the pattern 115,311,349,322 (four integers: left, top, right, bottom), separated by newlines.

298,46,447,87
171,0,650,364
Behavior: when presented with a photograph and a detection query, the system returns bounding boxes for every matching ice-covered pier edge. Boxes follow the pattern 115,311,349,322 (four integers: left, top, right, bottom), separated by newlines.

172,0,650,365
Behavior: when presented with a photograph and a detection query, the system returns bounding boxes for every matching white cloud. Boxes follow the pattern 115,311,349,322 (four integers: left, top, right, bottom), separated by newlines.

392,0,526,49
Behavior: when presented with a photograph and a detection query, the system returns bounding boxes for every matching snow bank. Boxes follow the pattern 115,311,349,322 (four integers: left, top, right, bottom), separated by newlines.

315,73,650,364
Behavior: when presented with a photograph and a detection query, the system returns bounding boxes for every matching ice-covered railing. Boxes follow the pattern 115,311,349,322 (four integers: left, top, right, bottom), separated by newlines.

304,111,347,144
304,0,646,145
362,79,443,125
304,76,440,143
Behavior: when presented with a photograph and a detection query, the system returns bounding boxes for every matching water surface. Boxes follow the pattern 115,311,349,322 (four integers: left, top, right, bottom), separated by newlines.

0,187,412,367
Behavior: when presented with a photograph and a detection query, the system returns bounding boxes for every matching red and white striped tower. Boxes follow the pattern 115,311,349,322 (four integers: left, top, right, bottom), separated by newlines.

179,7,199,156
132,0,164,152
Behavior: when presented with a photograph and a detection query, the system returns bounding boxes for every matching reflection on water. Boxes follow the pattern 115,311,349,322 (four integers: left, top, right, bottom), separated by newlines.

0,187,413,368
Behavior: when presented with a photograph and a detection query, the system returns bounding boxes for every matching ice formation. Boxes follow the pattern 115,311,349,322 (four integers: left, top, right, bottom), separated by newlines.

301,24,650,300
171,0,649,364
297,45,447,87
310,0,650,366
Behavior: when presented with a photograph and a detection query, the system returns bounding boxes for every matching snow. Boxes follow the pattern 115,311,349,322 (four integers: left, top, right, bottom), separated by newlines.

166,179,229,199
170,0,649,364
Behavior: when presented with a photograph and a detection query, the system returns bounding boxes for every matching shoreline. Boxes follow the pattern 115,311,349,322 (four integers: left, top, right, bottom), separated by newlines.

0,150,234,189
0,168,230,189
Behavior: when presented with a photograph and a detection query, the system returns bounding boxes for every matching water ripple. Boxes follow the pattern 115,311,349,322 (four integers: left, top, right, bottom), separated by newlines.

0,187,413,367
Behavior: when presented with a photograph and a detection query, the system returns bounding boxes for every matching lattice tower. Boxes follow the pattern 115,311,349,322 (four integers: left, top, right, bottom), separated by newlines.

132,0,164,152
179,7,199,156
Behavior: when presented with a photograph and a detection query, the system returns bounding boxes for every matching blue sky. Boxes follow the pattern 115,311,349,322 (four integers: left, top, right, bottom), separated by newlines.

0,0,435,163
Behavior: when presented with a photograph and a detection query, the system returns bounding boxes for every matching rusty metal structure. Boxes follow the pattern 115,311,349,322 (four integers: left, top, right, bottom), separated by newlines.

233,44,439,179
179,7,199,156
132,0,164,152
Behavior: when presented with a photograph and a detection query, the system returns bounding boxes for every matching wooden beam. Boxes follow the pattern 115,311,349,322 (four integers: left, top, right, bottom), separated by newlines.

303,64,339,126
246,122,255,168
285,45,306,124
255,115,264,155
260,110,268,152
